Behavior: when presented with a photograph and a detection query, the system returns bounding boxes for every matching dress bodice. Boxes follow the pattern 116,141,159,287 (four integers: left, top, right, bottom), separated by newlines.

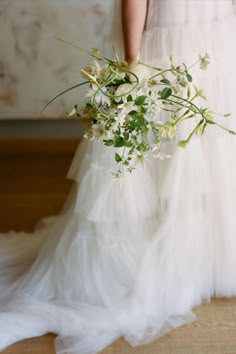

146,0,235,30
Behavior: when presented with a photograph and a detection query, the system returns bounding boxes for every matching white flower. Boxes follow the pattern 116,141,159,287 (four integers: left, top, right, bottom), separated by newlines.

96,91,111,106
85,84,111,106
145,91,162,120
117,101,135,124
92,122,107,140
83,121,107,141
84,129,95,141
131,151,146,166
199,53,210,70
67,105,79,117
99,66,110,81
193,85,207,100
81,60,101,80
129,63,149,82
177,74,189,87
81,69,97,82
118,101,135,112
115,83,134,99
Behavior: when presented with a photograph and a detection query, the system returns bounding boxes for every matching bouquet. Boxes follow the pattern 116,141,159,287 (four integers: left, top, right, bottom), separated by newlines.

44,41,234,178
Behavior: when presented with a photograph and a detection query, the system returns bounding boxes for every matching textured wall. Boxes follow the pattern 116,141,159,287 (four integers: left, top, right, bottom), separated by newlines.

0,0,114,118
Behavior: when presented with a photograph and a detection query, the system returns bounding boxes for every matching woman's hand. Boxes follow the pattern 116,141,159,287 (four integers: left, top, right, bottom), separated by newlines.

121,0,148,64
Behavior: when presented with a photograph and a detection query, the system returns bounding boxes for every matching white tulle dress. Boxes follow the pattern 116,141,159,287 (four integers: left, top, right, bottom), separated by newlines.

1,1,236,353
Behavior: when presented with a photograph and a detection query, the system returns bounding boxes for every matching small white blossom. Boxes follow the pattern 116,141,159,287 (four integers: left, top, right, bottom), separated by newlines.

177,74,189,87
194,85,207,100
117,101,135,124
81,60,101,80
199,53,210,70
67,106,79,117
85,84,111,106
84,129,95,141
92,122,107,140
145,91,162,120
99,66,110,81
83,121,107,141
129,63,149,82
131,151,146,167
115,83,134,100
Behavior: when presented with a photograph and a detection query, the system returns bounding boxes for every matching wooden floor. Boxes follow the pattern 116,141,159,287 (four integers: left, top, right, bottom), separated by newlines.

0,138,79,232
1,138,236,354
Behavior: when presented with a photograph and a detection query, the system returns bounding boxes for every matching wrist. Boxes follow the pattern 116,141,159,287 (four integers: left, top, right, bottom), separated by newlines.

125,52,140,65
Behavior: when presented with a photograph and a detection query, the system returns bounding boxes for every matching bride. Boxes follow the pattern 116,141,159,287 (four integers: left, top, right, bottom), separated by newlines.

1,0,236,353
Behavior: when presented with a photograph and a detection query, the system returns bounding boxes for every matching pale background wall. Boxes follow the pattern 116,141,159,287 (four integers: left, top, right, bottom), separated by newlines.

0,0,115,119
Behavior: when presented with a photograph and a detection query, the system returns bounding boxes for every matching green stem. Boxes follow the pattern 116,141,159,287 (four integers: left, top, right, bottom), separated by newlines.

149,69,174,81
56,37,113,64
213,122,236,134
171,94,205,118
187,58,201,71
175,114,196,125
92,89,111,121
185,119,204,143
139,61,163,71
41,81,89,112
162,98,193,112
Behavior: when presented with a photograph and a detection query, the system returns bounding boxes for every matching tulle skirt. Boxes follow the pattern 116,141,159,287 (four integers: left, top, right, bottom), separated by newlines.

1,11,236,354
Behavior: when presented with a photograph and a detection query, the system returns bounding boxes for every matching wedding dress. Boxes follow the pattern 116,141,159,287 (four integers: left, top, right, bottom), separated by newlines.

1,1,236,353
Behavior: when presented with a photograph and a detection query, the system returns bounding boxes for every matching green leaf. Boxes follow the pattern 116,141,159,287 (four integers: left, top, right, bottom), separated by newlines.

103,139,114,146
115,153,122,162
124,132,130,141
131,116,145,128
138,142,148,152
86,103,93,109
129,122,139,129
127,94,133,102
160,79,171,85
140,106,147,114
124,141,132,147
114,136,125,147
128,110,138,116
186,73,193,82
134,95,146,106
160,87,172,99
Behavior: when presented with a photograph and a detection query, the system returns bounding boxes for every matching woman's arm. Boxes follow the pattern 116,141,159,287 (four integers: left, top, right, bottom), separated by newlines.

121,0,148,63
233,0,236,15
